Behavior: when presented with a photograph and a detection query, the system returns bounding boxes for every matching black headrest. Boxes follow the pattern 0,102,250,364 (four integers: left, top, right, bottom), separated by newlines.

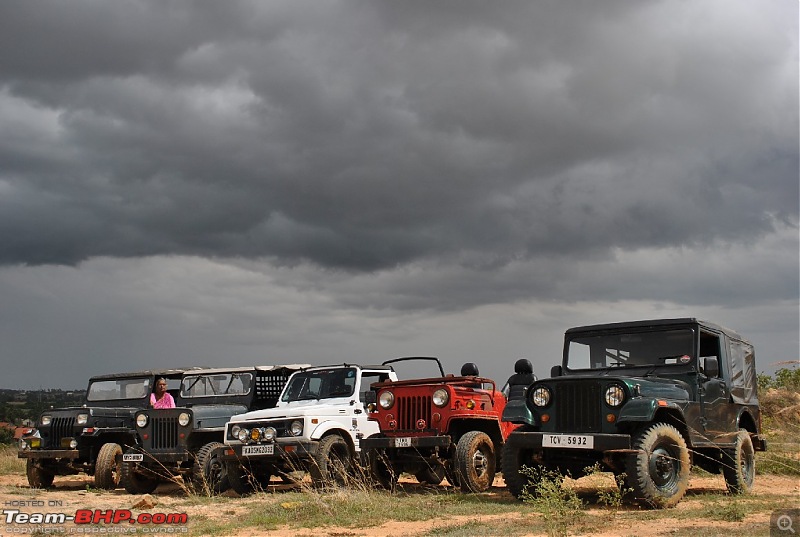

514,359,533,375
461,362,480,376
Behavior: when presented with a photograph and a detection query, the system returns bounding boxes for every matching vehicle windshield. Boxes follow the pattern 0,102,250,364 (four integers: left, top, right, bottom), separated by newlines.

281,367,357,402
566,328,694,371
86,377,151,401
181,372,253,398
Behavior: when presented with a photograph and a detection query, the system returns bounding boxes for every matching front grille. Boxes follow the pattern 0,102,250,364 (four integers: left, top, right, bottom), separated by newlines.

150,416,179,450
396,395,432,431
47,417,75,448
554,382,602,433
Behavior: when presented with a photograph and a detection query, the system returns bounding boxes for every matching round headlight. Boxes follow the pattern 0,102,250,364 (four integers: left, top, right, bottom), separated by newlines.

264,427,277,441
230,425,241,439
237,428,250,443
290,420,303,436
432,388,449,407
136,414,148,428
250,428,262,442
69,439,78,449
178,412,191,427
531,386,551,407
605,385,625,407
40,416,52,426
379,391,395,410
76,413,89,426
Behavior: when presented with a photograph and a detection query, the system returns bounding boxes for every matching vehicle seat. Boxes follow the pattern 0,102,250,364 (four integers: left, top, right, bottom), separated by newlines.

461,363,482,389
506,359,536,400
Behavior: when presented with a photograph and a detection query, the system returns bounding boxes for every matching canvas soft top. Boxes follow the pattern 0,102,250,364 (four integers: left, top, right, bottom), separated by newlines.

565,318,746,342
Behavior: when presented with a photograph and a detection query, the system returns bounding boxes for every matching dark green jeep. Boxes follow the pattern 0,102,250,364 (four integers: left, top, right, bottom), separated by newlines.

502,318,766,508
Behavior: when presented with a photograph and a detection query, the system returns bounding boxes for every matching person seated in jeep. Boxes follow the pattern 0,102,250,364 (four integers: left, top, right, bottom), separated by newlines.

505,359,536,400
149,378,175,409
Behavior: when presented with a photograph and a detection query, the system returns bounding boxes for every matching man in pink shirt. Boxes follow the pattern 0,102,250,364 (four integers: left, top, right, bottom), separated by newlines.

150,377,176,409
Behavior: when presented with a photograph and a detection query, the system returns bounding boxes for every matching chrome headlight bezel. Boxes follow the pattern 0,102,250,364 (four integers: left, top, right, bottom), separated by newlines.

230,425,241,439
604,384,626,407
178,412,191,427
237,428,250,444
378,391,395,410
432,388,449,408
290,420,303,436
531,386,552,408
136,414,148,428
76,413,89,426
40,415,52,427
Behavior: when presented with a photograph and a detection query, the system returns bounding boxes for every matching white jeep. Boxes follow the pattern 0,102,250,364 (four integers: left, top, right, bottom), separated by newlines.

220,363,399,492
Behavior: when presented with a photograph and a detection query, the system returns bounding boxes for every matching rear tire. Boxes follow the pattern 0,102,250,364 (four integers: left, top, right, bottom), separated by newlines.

415,465,445,485
120,448,159,494
455,431,496,493
94,443,122,490
722,430,755,494
26,459,54,489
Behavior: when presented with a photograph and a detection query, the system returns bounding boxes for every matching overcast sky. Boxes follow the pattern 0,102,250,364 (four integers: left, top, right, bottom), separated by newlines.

0,0,797,390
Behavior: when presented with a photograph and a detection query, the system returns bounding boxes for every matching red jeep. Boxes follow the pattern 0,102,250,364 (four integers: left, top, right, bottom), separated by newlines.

361,360,523,492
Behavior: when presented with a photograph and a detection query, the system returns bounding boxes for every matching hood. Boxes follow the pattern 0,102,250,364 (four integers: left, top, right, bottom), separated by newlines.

229,398,354,423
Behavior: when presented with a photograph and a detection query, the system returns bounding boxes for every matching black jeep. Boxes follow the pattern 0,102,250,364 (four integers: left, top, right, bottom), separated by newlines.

502,318,767,508
119,365,304,494
18,369,190,489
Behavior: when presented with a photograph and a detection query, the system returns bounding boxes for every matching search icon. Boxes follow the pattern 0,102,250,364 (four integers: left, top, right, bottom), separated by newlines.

778,514,795,534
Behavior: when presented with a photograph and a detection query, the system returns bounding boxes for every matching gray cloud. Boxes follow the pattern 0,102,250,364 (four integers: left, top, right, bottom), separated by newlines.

1,1,795,271
0,1,796,388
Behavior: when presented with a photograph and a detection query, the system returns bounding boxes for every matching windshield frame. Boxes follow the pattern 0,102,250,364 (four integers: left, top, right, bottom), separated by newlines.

565,327,696,372
86,376,152,402
180,372,254,398
280,367,358,402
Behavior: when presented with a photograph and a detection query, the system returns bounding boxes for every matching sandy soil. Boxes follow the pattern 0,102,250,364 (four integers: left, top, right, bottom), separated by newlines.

0,472,797,536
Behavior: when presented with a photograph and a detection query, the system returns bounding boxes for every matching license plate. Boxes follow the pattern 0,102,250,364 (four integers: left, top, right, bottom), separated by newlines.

393,437,412,448
242,444,274,456
123,453,144,462
542,435,594,449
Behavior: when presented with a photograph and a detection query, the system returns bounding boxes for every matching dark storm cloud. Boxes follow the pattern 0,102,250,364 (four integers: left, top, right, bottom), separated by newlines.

0,0,797,273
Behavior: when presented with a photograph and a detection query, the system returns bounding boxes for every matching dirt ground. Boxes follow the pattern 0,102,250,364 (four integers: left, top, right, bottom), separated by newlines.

0,472,797,537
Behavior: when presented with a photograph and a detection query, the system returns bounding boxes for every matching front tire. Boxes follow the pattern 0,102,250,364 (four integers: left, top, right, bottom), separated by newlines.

722,430,755,494
94,443,122,490
501,437,532,499
309,434,353,488
624,423,690,508
367,449,398,490
26,459,54,489
191,442,229,495
455,431,496,493
226,460,269,495
120,448,159,494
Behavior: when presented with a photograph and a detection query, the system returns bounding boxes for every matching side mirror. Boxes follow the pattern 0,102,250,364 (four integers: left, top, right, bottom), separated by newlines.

550,365,563,378
702,357,719,379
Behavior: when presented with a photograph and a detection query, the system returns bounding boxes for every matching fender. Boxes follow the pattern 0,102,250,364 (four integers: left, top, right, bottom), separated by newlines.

617,398,685,424
309,419,358,442
501,399,535,426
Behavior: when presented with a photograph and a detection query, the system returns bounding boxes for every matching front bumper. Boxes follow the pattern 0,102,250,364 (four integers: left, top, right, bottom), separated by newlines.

505,431,632,452
18,449,81,460
220,440,318,462
360,435,452,450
